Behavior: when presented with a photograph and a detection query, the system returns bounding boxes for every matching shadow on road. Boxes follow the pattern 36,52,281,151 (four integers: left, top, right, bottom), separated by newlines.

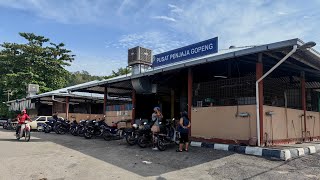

0,128,234,177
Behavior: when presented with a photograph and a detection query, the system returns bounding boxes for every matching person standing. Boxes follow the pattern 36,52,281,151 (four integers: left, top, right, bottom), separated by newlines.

151,107,163,150
177,111,191,152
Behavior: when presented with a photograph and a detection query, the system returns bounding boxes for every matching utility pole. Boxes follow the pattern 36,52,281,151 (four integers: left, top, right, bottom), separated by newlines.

3,90,12,102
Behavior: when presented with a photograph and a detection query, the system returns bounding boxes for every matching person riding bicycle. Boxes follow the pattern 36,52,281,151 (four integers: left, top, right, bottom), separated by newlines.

16,109,32,135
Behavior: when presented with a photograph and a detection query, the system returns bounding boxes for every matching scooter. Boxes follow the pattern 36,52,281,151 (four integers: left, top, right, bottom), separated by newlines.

16,122,31,142
156,118,180,151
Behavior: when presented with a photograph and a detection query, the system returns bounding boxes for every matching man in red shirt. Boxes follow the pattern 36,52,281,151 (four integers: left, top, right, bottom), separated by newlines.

16,109,31,135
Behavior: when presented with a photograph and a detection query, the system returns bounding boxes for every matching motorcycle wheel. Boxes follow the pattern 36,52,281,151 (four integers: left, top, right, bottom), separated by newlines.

59,127,67,135
157,138,167,151
126,133,136,146
137,136,148,148
78,128,84,137
70,128,78,136
54,125,61,134
103,131,112,141
44,126,51,133
25,130,30,142
84,130,93,139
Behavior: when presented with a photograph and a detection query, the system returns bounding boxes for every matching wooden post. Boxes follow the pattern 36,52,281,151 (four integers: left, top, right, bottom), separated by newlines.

301,71,307,140
132,89,136,124
66,97,69,120
256,54,264,145
188,68,193,135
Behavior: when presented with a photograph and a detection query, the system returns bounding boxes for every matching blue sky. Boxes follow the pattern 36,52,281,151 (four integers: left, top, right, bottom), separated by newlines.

0,0,319,76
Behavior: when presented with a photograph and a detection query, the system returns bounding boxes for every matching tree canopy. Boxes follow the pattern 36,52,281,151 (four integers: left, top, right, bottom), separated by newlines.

0,32,131,117
0,33,75,116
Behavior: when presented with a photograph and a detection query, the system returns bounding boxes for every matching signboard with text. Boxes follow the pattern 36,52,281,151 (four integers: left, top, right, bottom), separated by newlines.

152,37,218,67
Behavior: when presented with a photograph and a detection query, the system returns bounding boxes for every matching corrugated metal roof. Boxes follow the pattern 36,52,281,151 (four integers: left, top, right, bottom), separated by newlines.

28,80,102,99
68,38,309,92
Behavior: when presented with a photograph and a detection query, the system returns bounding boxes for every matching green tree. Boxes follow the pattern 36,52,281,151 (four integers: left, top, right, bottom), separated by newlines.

67,70,103,86
0,32,74,117
105,67,131,79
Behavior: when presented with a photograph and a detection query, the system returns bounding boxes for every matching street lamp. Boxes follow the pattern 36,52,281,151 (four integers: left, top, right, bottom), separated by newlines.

256,41,316,146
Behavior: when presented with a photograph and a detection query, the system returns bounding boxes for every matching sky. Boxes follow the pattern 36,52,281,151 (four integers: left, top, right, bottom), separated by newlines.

0,0,319,76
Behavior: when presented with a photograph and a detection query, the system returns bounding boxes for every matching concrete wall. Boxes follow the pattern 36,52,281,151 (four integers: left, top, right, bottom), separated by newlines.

57,111,132,128
105,110,132,128
191,105,257,141
263,105,320,141
57,113,105,122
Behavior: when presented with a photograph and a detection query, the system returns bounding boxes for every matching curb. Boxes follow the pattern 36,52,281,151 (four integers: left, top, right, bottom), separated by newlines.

190,141,320,161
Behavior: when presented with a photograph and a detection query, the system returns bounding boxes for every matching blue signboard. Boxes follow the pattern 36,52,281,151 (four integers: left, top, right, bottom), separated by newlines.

152,37,218,67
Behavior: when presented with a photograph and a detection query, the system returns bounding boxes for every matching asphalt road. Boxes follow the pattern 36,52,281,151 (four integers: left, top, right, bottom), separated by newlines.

0,129,319,180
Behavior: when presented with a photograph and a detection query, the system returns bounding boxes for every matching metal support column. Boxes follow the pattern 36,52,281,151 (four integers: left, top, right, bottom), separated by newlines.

66,97,69,120
171,89,175,119
301,71,307,140
188,68,193,135
103,87,107,114
132,89,136,124
256,55,264,146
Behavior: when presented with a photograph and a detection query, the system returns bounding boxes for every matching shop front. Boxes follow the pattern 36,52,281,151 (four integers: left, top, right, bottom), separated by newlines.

68,38,320,146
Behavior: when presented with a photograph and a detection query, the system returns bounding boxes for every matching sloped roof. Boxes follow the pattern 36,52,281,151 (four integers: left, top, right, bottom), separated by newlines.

68,38,320,93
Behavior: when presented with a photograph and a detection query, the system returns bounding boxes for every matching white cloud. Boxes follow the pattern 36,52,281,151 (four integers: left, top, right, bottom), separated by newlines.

0,0,115,24
277,11,288,15
168,4,183,13
169,0,320,49
152,16,176,22
108,31,188,54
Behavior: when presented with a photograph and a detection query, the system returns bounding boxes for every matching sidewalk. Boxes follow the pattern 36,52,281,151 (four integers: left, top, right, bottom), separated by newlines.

190,141,320,161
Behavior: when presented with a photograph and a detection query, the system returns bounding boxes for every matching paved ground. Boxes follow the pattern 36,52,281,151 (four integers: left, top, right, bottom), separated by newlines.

0,129,320,180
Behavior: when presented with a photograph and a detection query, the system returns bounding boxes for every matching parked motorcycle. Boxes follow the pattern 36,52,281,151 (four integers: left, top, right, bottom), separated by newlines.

3,120,17,130
156,118,180,151
3,120,9,129
44,119,57,133
69,120,78,136
76,120,87,137
37,122,46,132
102,120,129,141
83,119,108,139
137,122,153,148
125,123,139,145
54,119,70,134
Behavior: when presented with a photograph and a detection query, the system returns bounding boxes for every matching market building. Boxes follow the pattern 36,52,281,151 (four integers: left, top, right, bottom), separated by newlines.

7,81,131,122
7,37,320,147
68,37,320,147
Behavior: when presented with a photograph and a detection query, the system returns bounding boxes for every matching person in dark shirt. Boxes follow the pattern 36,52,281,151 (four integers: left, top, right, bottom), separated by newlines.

177,111,191,152
52,112,58,121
